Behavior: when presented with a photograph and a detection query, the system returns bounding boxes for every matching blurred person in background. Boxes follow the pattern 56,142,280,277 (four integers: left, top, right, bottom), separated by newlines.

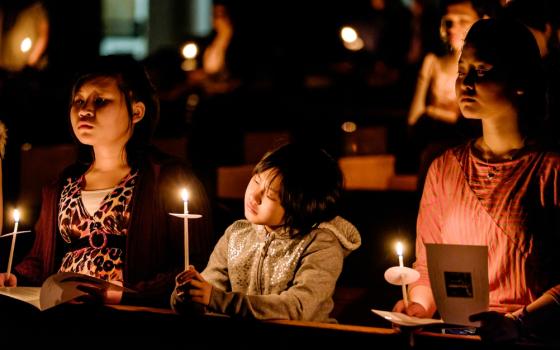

403,0,500,188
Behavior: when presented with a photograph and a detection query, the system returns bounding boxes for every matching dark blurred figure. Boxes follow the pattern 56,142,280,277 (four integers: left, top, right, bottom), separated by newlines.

398,0,502,192
0,0,101,227
406,0,440,68
192,0,241,95
343,0,413,89
0,0,50,215
0,0,48,71
143,48,189,139
187,0,245,202
505,0,560,147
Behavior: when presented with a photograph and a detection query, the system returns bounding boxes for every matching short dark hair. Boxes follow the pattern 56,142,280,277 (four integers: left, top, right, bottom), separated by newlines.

253,143,343,236
463,18,547,139
440,0,500,19
505,0,550,32
70,55,159,169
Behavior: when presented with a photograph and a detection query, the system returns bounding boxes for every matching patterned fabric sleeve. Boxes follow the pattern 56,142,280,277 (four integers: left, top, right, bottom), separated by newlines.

412,157,445,284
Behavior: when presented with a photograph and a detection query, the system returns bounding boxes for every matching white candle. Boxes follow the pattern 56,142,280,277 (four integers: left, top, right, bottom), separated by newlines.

181,189,189,270
396,241,409,309
6,209,20,279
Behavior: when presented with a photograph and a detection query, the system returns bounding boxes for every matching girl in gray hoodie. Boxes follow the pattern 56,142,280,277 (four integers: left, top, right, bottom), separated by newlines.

171,142,361,322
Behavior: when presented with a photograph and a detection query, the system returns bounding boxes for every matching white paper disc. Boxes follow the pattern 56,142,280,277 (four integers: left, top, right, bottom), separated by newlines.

169,213,203,219
384,266,420,286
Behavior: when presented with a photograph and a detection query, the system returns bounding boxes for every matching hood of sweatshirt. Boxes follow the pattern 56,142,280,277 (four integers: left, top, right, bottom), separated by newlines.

318,216,361,257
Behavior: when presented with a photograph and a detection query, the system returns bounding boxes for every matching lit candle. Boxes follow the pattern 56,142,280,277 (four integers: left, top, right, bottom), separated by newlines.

396,241,409,309
6,209,20,279
396,241,404,267
181,189,189,270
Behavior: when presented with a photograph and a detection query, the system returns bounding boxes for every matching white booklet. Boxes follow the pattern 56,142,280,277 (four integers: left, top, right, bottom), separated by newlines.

0,272,130,311
372,244,489,327
426,244,488,327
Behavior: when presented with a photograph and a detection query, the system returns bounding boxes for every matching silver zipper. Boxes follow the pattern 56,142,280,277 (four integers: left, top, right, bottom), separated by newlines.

256,232,274,294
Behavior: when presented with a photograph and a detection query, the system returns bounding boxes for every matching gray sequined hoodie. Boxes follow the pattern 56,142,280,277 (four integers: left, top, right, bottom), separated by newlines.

171,216,361,322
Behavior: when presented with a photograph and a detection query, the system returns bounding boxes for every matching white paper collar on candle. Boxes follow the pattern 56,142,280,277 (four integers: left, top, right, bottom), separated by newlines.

384,266,420,286
0,230,32,238
169,213,202,219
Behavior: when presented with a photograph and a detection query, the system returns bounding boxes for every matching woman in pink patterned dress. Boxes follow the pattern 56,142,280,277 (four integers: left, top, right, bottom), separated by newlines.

395,17,560,342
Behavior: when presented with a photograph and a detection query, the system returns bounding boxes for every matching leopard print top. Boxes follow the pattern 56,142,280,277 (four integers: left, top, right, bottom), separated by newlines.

58,170,138,282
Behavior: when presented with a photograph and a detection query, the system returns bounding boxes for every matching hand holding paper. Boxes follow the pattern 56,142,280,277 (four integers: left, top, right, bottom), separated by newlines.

75,279,124,304
0,272,133,311
392,300,430,318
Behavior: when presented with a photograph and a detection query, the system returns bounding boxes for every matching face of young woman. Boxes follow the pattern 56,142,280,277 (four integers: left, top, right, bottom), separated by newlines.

244,168,285,231
456,44,517,121
70,76,134,148
442,2,479,51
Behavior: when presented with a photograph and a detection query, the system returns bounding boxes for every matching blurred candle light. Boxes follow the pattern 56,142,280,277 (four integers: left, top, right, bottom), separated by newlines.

6,209,21,279
340,26,364,51
341,121,357,133
396,241,404,267
340,26,358,43
20,38,32,53
181,188,189,214
181,42,198,71
182,43,198,59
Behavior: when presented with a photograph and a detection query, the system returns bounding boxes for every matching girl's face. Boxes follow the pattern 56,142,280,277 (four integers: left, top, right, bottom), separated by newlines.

456,44,517,121
442,2,479,51
70,76,143,149
244,168,285,231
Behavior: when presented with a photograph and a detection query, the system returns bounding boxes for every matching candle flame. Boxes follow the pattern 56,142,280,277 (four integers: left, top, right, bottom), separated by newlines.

396,241,403,256
13,209,20,222
181,42,198,59
21,37,32,53
181,188,189,202
340,26,358,43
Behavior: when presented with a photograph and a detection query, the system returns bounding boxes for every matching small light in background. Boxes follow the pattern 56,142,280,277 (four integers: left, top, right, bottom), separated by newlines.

181,42,199,71
21,142,33,151
20,37,32,53
341,121,357,133
181,42,198,59
186,93,200,109
340,26,364,51
342,121,358,155
340,27,358,43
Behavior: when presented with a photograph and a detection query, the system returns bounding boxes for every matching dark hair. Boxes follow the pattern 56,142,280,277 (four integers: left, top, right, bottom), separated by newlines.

463,18,547,139
253,143,343,236
505,0,550,32
440,0,500,19
69,55,159,170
